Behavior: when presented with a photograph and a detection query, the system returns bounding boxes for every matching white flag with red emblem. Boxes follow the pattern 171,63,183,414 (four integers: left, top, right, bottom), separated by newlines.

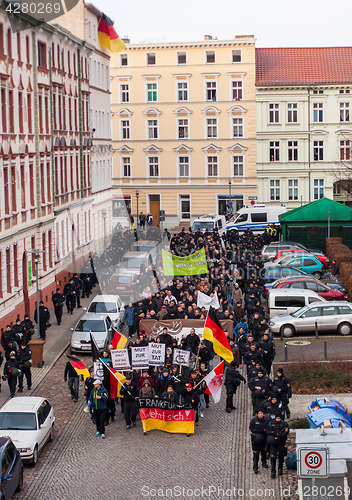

204,361,224,404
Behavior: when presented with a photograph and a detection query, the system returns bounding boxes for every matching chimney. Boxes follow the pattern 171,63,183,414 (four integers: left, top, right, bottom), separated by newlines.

204,35,213,40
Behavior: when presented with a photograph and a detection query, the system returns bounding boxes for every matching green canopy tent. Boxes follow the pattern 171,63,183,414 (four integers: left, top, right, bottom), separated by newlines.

279,198,352,252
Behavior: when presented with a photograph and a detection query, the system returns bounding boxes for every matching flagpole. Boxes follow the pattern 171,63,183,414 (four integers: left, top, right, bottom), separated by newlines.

192,361,224,390
99,358,135,399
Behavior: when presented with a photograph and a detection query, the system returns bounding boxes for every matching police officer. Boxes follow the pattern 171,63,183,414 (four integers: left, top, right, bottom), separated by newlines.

81,273,92,299
1,325,20,360
34,301,50,340
52,288,65,325
12,319,25,343
258,332,276,374
272,367,292,418
265,415,289,478
3,351,21,398
72,273,83,308
225,361,246,412
17,342,32,391
260,392,284,420
63,279,76,314
249,410,269,473
21,315,35,345
248,368,272,415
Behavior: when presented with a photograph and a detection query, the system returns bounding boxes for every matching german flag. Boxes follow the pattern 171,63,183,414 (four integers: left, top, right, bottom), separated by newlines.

203,307,234,364
98,14,126,53
66,355,90,380
100,359,126,398
112,329,128,350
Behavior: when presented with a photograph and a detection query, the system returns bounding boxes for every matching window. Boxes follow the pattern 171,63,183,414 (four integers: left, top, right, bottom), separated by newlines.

206,51,215,64
340,140,350,160
313,89,324,95
121,120,130,140
147,53,156,65
313,103,323,122
7,28,12,58
206,118,217,138
17,32,21,61
178,156,189,177
269,103,279,123
177,81,188,101
9,90,14,133
177,52,186,64
0,24,3,54
288,141,298,161
147,83,157,102
120,83,129,103
149,157,159,177
232,49,241,62
178,118,189,139
37,41,47,68
287,103,298,123
147,119,158,139
232,80,243,100
269,141,280,161
233,155,244,177
232,117,243,138
270,180,280,201
120,54,128,66
333,182,341,195
207,156,218,177
26,35,30,63
180,194,190,219
206,81,216,101
122,157,131,177
313,141,324,161
288,179,298,201
340,102,350,122
314,179,324,199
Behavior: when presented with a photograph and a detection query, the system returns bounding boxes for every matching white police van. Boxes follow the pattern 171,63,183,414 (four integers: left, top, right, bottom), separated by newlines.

226,205,286,233
192,215,227,235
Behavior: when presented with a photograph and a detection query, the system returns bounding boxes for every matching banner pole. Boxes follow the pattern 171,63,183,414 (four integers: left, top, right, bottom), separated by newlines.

99,358,134,399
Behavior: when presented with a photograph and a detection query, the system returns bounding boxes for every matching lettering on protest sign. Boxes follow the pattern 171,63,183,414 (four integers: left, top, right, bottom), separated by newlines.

132,346,149,370
111,349,131,372
149,343,166,366
172,348,190,367
94,361,104,379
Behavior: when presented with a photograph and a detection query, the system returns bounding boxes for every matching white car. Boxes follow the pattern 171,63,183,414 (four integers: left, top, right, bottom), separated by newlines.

0,397,55,465
84,294,125,327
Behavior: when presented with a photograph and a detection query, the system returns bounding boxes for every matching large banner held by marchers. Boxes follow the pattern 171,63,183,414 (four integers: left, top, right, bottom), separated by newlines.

139,398,195,434
162,248,208,276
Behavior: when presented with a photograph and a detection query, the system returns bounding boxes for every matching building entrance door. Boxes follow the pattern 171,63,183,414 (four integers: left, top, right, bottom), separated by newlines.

149,195,160,226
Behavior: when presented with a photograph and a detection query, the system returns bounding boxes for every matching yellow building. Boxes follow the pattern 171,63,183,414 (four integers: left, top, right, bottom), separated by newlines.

111,36,257,228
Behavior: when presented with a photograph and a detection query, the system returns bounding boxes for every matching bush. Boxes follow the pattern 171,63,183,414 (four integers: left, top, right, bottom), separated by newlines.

339,262,352,299
290,417,310,429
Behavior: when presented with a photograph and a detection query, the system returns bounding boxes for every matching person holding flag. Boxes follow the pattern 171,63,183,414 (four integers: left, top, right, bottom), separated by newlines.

202,306,234,364
64,355,90,402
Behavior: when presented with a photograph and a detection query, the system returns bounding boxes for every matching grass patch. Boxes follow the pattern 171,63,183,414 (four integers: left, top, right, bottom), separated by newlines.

273,361,352,394
289,417,310,429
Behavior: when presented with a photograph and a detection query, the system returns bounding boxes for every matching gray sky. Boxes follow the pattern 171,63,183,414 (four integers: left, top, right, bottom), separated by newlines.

94,0,352,47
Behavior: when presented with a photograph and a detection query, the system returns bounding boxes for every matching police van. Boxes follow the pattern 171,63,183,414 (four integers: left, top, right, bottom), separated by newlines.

226,205,286,233
192,215,227,235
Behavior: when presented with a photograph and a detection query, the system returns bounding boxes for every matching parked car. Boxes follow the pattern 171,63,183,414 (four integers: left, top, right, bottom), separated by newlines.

192,215,227,235
274,248,330,268
261,241,321,262
0,397,55,466
84,295,124,328
279,256,324,279
118,251,153,276
263,265,309,284
0,437,23,498
131,240,160,262
267,289,326,318
70,313,113,353
226,204,286,233
272,276,348,301
269,301,352,337
107,273,140,302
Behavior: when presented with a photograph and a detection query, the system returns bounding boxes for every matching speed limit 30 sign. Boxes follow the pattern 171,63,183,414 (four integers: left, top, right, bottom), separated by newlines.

299,448,329,477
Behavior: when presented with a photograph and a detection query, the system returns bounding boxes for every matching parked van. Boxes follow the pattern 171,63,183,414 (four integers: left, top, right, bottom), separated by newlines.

268,288,326,319
118,251,153,275
226,204,286,232
192,215,227,235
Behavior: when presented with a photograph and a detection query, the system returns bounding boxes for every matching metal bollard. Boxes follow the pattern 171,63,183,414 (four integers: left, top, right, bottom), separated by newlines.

324,341,327,360
284,343,288,362
315,321,319,339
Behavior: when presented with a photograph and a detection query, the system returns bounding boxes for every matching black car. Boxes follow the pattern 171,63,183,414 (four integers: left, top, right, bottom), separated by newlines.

0,437,23,499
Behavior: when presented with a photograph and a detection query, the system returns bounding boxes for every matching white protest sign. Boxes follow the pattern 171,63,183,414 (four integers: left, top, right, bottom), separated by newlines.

94,361,104,380
149,343,165,366
132,346,149,370
197,291,220,310
111,349,131,372
173,348,190,367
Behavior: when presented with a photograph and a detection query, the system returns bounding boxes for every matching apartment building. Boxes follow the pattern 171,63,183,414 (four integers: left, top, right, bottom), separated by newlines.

111,36,257,228
256,47,352,208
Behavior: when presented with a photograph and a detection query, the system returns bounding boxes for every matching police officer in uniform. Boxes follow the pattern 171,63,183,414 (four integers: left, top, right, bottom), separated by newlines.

52,288,65,325
17,343,32,391
34,301,50,340
265,414,289,478
72,273,83,308
1,325,20,361
272,367,292,418
63,279,76,314
3,351,21,398
249,410,269,473
258,332,276,374
21,315,35,345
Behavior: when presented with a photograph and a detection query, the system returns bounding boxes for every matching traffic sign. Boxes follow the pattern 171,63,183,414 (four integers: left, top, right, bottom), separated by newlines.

250,200,255,205
228,201,233,207
299,448,329,477
248,196,258,201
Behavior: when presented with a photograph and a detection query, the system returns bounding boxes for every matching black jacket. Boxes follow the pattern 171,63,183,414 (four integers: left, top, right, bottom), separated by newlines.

1,330,20,351
52,293,65,308
182,388,199,410
16,347,32,367
64,361,78,379
4,358,21,378
120,382,139,402
272,375,292,406
265,419,289,441
225,366,246,388
34,306,50,325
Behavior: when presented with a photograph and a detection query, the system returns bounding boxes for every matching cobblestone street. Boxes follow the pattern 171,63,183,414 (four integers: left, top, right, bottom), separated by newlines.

10,352,296,500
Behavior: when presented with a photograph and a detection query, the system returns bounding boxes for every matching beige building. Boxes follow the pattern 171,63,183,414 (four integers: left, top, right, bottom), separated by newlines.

110,36,257,228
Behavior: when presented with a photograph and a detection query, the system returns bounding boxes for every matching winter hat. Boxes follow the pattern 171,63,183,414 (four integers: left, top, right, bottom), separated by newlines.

277,368,284,375
186,383,193,389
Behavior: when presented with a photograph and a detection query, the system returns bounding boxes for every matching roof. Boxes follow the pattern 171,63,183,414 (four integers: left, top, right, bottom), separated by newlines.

280,198,352,223
89,295,120,302
256,47,352,86
1,397,46,412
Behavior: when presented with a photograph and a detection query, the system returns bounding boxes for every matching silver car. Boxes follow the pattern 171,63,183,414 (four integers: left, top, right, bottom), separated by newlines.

269,301,352,338
70,313,113,353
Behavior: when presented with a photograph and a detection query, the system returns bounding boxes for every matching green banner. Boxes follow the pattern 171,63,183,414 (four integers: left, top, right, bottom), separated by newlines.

162,248,208,276
28,260,32,287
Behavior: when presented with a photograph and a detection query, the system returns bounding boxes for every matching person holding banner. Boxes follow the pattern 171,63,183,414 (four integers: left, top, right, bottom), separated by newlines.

155,368,173,397
139,379,155,398
120,375,139,429
161,384,179,404
182,383,199,426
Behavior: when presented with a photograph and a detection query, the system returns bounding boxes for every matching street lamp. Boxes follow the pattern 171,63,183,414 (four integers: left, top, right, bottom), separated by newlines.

135,189,140,228
102,209,107,260
27,249,43,340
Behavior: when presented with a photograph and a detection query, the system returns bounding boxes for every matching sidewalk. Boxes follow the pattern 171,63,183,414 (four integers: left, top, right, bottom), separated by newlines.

0,288,101,408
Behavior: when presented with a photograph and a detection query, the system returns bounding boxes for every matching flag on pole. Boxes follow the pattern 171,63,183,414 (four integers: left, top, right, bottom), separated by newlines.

66,354,90,380
98,14,126,53
112,329,128,349
202,307,234,364
100,359,126,398
90,332,101,362
203,361,224,403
